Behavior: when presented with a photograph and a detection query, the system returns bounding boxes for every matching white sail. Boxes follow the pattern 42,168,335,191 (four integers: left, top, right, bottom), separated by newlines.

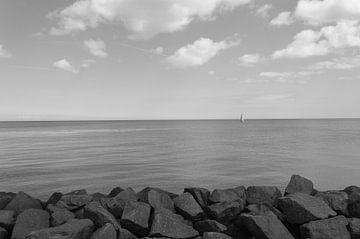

240,113,245,123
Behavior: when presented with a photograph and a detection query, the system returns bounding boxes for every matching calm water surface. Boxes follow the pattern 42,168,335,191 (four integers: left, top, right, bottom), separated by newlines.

1,119,360,199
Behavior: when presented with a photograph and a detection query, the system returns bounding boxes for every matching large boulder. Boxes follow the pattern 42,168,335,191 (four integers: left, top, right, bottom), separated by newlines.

246,204,286,222
348,218,360,239
45,192,63,206
108,187,124,198
118,227,138,239
65,189,88,196
173,193,204,221
0,227,7,239
207,200,245,225
348,191,360,217
47,204,75,226
278,192,337,224
194,220,227,233
11,209,49,239
56,194,91,211
344,186,360,195
184,187,210,208
26,219,94,239
149,209,199,239
90,223,117,239
300,215,350,239
0,210,15,231
240,211,295,239
138,189,175,212
285,175,314,195
4,192,42,216
246,186,282,206
137,187,178,200
102,188,138,218
0,192,16,210
121,201,151,237
203,232,232,239
84,201,120,229
209,187,246,204
315,190,349,216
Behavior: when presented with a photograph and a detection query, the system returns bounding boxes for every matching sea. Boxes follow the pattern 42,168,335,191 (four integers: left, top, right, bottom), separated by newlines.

1,119,360,199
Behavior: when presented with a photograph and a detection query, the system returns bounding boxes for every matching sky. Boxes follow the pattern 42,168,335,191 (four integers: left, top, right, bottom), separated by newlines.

0,0,360,120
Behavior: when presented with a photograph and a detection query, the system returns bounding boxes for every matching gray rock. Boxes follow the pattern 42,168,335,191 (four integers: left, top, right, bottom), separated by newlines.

203,232,232,239
194,220,227,233
246,186,282,206
246,204,286,222
0,227,7,239
240,211,295,239
84,201,120,229
348,192,360,217
0,192,16,210
184,187,210,208
344,186,360,195
4,192,42,216
0,210,15,231
139,189,175,212
65,190,88,196
348,218,360,239
173,193,204,221
121,201,151,237
108,187,124,198
26,219,94,239
11,209,49,239
90,193,107,202
57,194,91,211
278,192,337,224
45,192,63,206
47,204,75,227
137,187,178,201
285,175,314,195
209,186,246,204
103,188,138,218
315,190,349,216
118,227,137,239
90,223,117,239
207,200,245,225
300,215,350,239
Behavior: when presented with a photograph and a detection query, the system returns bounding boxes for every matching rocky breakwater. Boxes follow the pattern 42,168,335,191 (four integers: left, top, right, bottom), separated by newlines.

1,175,360,239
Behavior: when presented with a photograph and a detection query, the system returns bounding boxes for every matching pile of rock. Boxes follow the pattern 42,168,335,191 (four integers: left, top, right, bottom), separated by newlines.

1,175,360,239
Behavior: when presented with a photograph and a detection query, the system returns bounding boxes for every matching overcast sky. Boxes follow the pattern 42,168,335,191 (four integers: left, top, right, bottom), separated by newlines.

1,0,360,120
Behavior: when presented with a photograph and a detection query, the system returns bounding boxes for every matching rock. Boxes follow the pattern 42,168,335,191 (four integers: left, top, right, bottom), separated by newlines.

240,211,295,239
91,193,107,202
65,189,88,196
26,219,94,239
246,204,286,222
118,227,138,239
348,192,360,217
194,220,227,233
0,227,7,239
11,209,49,239
209,186,246,204
0,192,16,210
45,192,62,206
4,192,42,216
149,209,199,239
84,201,120,229
344,186,360,195
47,204,75,227
300,215,350,239
246,186,282,206
139,189,175,212
137,187,178,201
184,187,210,208
120,201,151,237
315,190,349,216
0,210,15,231
348,218,360,239
90,223,117,239
173,193,204,221
57,194,91,211
278,192,337,224
203,232,232,239
108,187,124,198
103,188,138,218
207,200,245,225
285,174,314,195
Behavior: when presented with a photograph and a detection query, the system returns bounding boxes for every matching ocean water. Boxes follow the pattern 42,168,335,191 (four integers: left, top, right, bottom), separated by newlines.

1,119,360,199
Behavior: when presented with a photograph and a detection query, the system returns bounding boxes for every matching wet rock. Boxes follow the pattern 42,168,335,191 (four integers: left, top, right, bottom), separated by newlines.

285,175,314,195
315,190,349,216
0,192,16,210
348,218,360,239
240,211,295,239
47,204,75,227
149,209,199,239
194,220,227,233
278,192,337,224
103,188,138,218
300,215,350,239
57,194,91,211
203,232,232,239
90,223,117,239
246,186,282,206
0,227,7,239
84,201,120,229
120,201,151,237
348,192,360,217
209,186,246,204
26,219,94,239
45,192,62,206
174,193,204,221
108,187,124,198
4,192,42,216
0,210,15,231
138,188,175,212
207,200,245,225
11,209,49,239
344,186,360,195
184,187,210,208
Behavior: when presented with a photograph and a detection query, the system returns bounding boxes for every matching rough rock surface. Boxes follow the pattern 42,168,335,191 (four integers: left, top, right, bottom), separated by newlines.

184,187,210,208
348,218,360,239
209,187,246,204
11,209,49,239
203,232,233,239
45,192,63,206
285,175,314,195
57,194,91,211
103,188,138,218
315,190,349,216
173,193,204,221
246,186,282,206
348,191,360,217
90,223,117,239
47,204,75,227
246,203,286,222
84,201,120,229
194,220,227,233
4,192,42,216
121,201,151,237
344,186,360,195
278,192,337,224
118,227,138,239
138,188,175,212
207,200,245,225
0,227,7,239
108,187,124,198
0,210,15,230
0,192,16,210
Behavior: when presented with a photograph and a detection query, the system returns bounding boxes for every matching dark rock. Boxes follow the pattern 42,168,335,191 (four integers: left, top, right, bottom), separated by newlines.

246,204,286,222
315,190,349,216
73,208,85,219
278,192,337,224
344,186,360,195
348,192,360,217
45,192,62,206
285,175,314,195
11,209,49,239
300,215,350,239
65,189,88,196
26,219,94,239
118,227,138,239
0,192,16,210
47,204,75,226
91,193,107,202
149,209,199,239
240,211,295,239
194,220,227,233
57,194,91,211
84,201,120,229
137,187,178,201
0,227,7,239
108,187,124,198
120,201,151,237
184,187,210,209
138,188,175,212
203,232,232,239
90,223,117,239
4,192,42,216
246,186,282,206
207,200,245,225
0,210,15,231
174,193,204,221
209,186,246,204
103,188,138,218
348,218,360,239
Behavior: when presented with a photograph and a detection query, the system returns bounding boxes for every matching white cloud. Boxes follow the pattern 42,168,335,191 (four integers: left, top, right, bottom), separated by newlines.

82,59,96,68
259,71,321,83
151,47,164,55
270,12,295,26
255,4,272,18
238,53,263,67
49,0,252,39
53,59,79,73
84,39,108,58
309,56,360,70
166,37,240,69
0,45,12,58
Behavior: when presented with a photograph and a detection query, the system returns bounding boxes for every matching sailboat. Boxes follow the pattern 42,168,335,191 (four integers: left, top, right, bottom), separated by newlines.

240,113,245,123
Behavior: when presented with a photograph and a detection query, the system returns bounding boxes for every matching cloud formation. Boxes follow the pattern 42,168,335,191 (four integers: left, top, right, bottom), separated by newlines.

309,56,360,70
84,39,108,58
166,37,239,69
270,12,295,26
0,45,12,58
238,54,263,67
255,4,272,18
53,59,79,73
49,0,252,39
